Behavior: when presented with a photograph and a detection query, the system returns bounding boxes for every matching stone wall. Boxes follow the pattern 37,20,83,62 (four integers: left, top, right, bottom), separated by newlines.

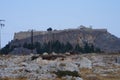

14,28,107,40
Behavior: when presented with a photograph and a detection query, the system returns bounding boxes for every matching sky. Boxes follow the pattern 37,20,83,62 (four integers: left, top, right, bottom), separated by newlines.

0,0,120,47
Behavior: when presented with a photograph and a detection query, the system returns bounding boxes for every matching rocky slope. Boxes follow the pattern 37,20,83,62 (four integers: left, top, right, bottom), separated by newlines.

0,53,120,80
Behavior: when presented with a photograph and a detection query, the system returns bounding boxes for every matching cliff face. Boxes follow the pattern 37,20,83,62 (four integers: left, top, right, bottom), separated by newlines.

11,28,120,53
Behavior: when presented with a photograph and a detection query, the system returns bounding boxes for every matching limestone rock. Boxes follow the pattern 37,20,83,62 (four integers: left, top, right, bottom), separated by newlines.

43,52,49,55
75,57,92,69
57,62,79,72
75,77,83,80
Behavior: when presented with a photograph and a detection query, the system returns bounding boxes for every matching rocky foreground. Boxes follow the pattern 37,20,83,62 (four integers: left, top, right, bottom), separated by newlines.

0,53,120,80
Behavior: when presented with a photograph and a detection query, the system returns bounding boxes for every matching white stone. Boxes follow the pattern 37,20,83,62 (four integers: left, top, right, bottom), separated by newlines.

43,52,48,55
57,62,79,72
36,57,42,63
65,52,70,55
26,63,39,71
76,57,92,69
21,62,28,66
74,77,83,80
51,52,57,55
63,75,73,80
41,60,49,65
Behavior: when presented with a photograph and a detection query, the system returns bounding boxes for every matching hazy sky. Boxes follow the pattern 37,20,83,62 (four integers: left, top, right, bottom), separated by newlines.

0,0,120,47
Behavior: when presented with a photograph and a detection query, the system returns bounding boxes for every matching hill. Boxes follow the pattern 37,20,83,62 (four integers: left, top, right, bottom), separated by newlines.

1,26,120,54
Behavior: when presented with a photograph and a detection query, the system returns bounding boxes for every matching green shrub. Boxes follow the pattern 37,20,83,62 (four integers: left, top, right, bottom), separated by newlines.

55,70,80,78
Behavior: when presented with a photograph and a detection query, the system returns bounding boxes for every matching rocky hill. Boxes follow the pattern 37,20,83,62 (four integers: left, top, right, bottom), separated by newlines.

9,26,120,53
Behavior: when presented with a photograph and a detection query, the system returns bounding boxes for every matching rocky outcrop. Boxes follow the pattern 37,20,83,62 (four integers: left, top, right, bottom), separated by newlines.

75,57,92,69
0,54,89,80
10,27,120,53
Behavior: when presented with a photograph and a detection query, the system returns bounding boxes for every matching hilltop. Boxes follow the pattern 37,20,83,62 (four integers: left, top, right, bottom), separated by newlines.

1,26,120,54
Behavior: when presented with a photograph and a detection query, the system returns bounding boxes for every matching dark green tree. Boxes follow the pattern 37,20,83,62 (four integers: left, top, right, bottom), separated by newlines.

83,43,90,53
34,42,42,54
74,44,83,53
95,47,101,53
52,40,61,53
0,44,10,54
23,42,28,48
23,42,35,50
65,42,73,52
0,43,16,54
89,44,95,52
47,27,52,31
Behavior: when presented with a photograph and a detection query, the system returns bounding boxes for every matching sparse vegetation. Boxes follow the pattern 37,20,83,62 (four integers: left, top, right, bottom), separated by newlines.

80,67,120,80
0,77,27,80
0,43,15,54
0,40,101,54
55,70,80,78
23,41,101,54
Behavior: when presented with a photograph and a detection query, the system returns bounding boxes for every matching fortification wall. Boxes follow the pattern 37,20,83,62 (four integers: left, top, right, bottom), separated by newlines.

14,28,107,40
14,31,47,40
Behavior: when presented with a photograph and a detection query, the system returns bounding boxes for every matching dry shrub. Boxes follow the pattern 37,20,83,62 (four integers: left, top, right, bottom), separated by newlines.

85,76,100,80
99,75,120,80
41,55,65,60
55,70,80,78
0,77,27,80
80,68,93,75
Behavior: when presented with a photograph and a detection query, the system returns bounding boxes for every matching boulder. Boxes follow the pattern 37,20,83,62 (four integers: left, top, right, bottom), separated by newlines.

57,62,79,72
65,52,70,55
74,77,83,80
51,52,57,55
43,52,49,55
75,57,92,69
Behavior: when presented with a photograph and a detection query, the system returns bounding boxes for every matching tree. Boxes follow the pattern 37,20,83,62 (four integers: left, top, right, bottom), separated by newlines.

52,40,61,53
23,42,35,50
1,40,101,54
0,43,15,54
41,43,49,53
89,44,95,52
65,42,73,52
60,43,66,53
47,27,52,31
83,43,91,53
34,42,42,54
74,44,83,53
0,44,10,54
83,43,101,53
95,48,101,53
23,42,28,48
